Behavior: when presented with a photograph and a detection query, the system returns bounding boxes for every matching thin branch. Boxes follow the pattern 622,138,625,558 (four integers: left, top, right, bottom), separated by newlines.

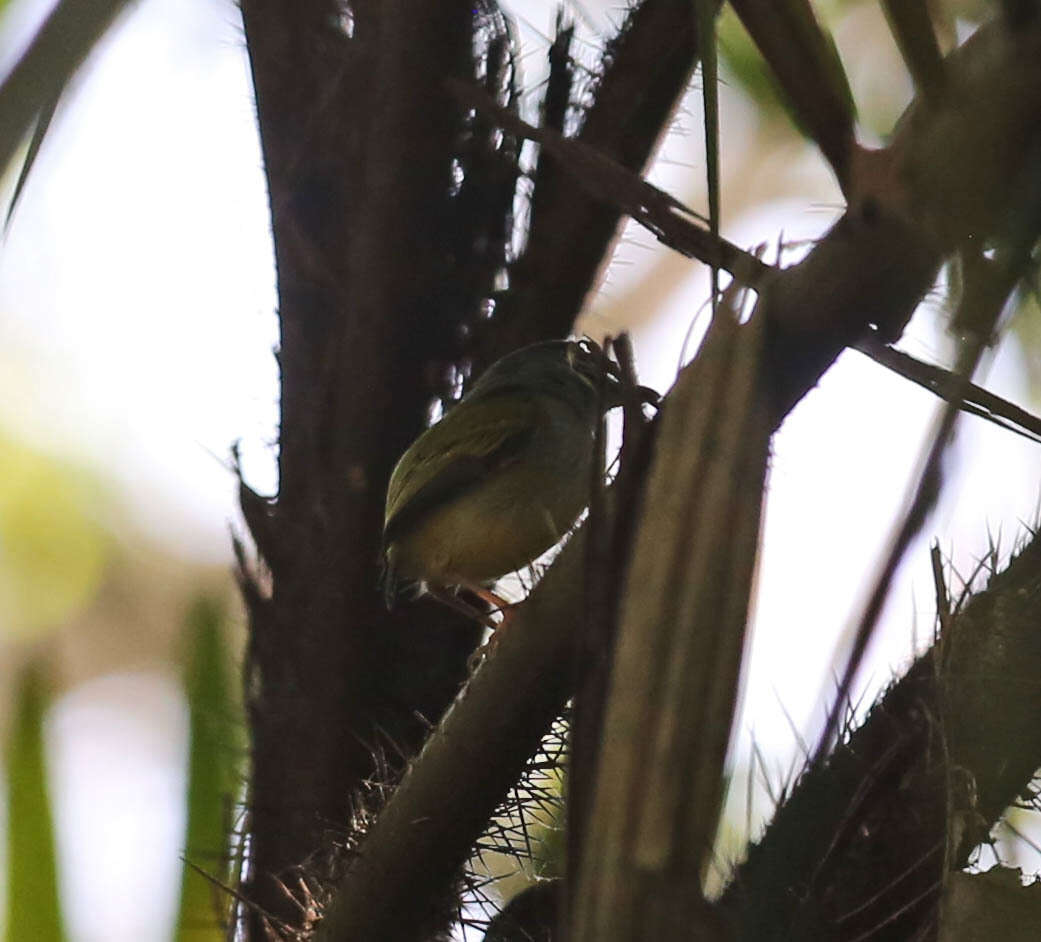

854,335,1041,445
0,0,134,178
449,80,775,289
814,141,1041,762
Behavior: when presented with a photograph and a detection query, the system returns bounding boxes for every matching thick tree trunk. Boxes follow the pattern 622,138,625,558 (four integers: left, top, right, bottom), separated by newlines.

237,1,483,931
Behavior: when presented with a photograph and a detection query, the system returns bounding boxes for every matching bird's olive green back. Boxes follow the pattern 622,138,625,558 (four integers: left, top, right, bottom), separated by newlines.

383,340,609,550
383,392,543,547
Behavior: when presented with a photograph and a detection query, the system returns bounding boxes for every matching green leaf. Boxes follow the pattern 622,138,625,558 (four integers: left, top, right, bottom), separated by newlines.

718,6,787,122
175,596,241,941
723,0,857,184
5,665,65,942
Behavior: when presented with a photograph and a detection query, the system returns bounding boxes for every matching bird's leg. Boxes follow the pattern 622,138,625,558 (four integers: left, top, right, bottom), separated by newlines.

462,582,520,670
426,585,499,630
426,582,519,670
467,584,513,616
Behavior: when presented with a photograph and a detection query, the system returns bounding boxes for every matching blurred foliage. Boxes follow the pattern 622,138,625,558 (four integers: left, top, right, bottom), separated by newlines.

717,0,990,141
3,600,244,942
1010,291,1041,405
717,6,789,127
717,1,865,131
725,0,856,170
176,595,243,941
4,664,65,942
531,810,564,882
0,433,109,640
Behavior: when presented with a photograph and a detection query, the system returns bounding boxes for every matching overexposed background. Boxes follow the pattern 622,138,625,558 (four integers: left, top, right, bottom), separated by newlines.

1,0,1038,938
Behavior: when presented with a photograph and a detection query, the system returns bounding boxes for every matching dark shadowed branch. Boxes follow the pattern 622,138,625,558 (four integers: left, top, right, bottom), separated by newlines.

724,531,1041,941
238,1,488,931
466,0,708,373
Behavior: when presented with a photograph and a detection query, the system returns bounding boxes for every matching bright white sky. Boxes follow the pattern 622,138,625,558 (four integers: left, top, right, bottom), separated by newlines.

0,0,279,563
1,0,1039,938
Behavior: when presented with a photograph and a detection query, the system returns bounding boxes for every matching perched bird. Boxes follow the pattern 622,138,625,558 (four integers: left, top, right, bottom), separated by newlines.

382,338,624,611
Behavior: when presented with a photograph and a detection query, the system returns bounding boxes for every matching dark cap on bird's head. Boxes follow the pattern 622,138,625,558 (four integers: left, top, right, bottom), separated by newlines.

467,338,623,411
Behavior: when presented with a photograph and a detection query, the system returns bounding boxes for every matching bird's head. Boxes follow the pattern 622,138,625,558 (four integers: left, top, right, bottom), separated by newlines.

469,338,623,412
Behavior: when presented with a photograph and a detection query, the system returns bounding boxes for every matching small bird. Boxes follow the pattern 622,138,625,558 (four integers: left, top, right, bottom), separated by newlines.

382,338,624,613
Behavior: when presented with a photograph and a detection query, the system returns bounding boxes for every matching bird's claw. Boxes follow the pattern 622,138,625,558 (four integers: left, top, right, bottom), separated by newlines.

466,610,514,672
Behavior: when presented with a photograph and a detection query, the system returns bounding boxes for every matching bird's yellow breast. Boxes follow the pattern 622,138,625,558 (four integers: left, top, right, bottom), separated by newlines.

387,418,594,586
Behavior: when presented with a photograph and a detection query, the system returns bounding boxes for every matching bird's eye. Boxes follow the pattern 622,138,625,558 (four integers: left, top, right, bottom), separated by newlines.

577,337,599,358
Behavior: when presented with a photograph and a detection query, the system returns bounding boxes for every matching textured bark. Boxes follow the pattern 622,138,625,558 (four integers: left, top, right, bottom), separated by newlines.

238,2,485,932
724,533,1041,941
572,306,772,942
313,524,590,942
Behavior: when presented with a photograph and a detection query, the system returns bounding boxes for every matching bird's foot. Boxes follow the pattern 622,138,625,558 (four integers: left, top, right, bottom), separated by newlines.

427,586,500,629
466,584,513,615
466,607,516,671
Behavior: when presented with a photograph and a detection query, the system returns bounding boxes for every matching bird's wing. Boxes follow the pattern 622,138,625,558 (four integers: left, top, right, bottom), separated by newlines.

383,393,539,548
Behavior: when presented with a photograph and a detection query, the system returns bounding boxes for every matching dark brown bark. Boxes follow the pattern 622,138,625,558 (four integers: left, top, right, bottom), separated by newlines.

724,533,1041,941
238,1,485,931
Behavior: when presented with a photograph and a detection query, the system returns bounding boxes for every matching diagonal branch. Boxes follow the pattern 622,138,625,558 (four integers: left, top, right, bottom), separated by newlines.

0,0,134,179
853,337,1041,445
449,80,773,289
881,0,946,102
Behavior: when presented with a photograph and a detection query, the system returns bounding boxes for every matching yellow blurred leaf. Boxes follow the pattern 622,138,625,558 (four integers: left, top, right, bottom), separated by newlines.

0,435,108,638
